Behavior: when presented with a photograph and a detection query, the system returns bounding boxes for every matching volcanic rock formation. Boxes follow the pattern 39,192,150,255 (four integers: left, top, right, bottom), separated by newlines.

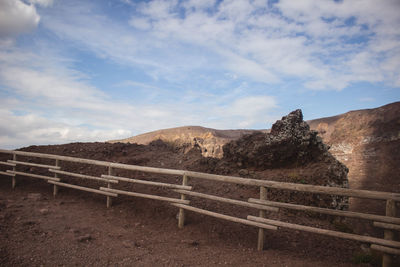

220,109,349,210
223,109,329,169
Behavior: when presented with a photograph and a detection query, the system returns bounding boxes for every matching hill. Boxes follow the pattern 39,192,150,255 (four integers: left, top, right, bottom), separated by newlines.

308,101,400,215
111,101,400,211
110,126,262,158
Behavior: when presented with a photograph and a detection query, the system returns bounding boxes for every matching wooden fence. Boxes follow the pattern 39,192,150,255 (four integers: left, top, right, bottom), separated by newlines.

0,149,399,266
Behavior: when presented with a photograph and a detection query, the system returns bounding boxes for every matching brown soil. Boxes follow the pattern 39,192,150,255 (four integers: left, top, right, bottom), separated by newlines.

0,180,365,267
0,141,390,266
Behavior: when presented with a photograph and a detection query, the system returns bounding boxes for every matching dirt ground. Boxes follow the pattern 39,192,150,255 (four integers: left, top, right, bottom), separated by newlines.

0,142,395,266
0,176,380,267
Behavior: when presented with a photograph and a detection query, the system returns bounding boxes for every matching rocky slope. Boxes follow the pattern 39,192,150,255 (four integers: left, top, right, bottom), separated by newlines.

110,126,262,158
308,101,400,214
113,102,399,194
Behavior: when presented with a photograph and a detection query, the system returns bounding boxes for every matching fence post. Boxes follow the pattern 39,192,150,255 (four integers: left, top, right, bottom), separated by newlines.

107,167,114,208
257,186,267,251
11,153,17,189
382,199,396,267
178,174,188,228
53,159,59,197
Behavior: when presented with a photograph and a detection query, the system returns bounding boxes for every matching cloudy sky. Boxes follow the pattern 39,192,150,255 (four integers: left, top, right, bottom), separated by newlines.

0,0,399,149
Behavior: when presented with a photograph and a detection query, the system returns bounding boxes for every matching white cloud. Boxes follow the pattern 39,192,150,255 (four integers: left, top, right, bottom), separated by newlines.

28,0,54,7
1,0,399,148
129,17,152,30
0,0,40,38
35,0,399,90
0,109,131,149
125,0,400,90
0,45,278,148
275,0,400,89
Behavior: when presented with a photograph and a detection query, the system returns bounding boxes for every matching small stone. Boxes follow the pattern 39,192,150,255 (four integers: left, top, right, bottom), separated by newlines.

76,234,92,242
39,208,49,215
122,240,138,248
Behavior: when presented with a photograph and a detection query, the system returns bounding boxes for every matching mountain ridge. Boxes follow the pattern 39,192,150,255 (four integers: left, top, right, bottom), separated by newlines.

110,102,400,161
110,101,400,214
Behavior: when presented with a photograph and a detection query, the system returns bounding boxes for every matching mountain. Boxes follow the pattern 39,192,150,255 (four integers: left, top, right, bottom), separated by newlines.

110,126,264,158
307,102,400,214
110,102,400,201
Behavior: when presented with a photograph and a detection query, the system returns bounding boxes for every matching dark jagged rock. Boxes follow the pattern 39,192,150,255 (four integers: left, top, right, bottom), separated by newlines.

223,109,330,169
222,109,349,209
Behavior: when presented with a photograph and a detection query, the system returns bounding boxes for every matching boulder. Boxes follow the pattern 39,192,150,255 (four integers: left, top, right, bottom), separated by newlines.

222,109,349,209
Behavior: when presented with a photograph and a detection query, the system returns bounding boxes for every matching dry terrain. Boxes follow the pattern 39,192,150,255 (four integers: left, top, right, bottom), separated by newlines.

1,103,400,266
0,142,375,267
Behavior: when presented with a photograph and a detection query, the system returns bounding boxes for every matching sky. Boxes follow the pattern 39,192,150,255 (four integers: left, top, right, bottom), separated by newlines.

0,0,399,149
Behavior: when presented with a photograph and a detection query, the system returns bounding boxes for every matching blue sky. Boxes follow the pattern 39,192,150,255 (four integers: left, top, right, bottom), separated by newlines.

0,0,399,149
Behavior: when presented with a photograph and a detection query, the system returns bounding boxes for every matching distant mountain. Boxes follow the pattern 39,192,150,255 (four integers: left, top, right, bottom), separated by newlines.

110,126,264,158
110,102,400,203
307,102,400,212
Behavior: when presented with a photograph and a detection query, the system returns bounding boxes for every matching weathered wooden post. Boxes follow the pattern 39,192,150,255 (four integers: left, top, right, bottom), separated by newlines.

107,166,114,208
53,159,59,197
178,173,188,228
383,199,396,267
11,153,16,189
257,186,267,251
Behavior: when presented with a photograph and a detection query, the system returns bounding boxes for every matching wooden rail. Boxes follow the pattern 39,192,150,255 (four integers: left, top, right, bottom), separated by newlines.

247,216,400,248
1,149,398,201
49,169,118,184
249,198,400,224
7,170,60,182
8,160,60,169
100,187,190,204
102,174,192,190
48,181,118,197
0,161,16,167
0,171,15,176
172,203,278,231
374,221,400,231
173,189,279,212
0,149,399,266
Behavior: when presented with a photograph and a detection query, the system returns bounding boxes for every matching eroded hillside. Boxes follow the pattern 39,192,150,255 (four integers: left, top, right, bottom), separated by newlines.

111,102,400,200
110,126,262,158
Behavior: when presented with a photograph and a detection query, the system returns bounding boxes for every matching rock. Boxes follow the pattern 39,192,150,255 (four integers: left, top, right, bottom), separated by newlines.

39,208,49,215
122,240,140,248
76,234,92,242
122,240,132,248
222,109,349,210
223,109,332,169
